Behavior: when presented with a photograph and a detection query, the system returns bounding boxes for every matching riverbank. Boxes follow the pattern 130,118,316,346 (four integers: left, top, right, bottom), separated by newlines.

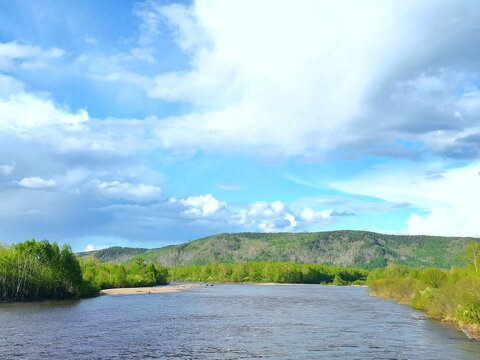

244,282,366,287
100,284,202,295
369,289,480,340
366,262,480,342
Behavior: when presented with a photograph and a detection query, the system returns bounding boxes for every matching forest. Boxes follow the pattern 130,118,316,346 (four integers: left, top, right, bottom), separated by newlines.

168,261,368,285
77,231,474,270
0,239,168,301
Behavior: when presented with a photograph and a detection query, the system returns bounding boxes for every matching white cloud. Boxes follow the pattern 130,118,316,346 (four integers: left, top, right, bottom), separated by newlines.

0,41,64,71
19,177,56,189
284,213,297,228
0,79,159,156
333,162,480,237
107,195,337,234
95,1,480,161
237,201,338,231
97,180,161,202
0,41,42,59
300,207,333,222
247,202,271,217
230,200,337,232
104,1,393,154
0,74,91,141
0,92,88,133
271,201,285,214
180,194,225,216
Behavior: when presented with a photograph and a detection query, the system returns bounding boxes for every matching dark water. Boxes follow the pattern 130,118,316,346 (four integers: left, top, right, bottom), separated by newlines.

0,284,479,359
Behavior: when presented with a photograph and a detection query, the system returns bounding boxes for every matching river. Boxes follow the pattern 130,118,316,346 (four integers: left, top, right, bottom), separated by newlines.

0,284,479,359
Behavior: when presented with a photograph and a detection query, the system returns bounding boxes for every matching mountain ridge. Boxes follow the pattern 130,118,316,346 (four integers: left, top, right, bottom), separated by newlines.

77,230,478,270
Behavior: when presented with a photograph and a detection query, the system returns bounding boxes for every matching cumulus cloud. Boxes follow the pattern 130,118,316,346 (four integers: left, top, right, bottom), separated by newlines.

271,201,285,214
227,200,342,232
96,0,480,161
19,177,56,189
88,194,344,240
179,194,225,216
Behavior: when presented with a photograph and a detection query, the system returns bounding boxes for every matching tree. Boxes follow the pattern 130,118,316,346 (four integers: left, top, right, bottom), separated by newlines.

463,241,480,274
420,268,446,288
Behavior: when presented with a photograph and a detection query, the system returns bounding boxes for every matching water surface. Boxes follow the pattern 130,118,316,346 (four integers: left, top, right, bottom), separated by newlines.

0,284,479,359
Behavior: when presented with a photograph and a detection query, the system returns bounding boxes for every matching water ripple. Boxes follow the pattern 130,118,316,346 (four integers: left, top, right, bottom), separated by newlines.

0,284,479,359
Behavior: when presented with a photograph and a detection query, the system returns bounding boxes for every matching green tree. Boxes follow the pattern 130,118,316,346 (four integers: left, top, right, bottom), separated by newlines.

462,241,480,273
420,268,446,288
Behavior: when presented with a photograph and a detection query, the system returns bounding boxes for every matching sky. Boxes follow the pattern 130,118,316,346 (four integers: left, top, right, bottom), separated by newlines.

1,0,480,252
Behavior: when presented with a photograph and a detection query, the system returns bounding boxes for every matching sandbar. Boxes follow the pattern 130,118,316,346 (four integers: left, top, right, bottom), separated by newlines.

100,284,202,296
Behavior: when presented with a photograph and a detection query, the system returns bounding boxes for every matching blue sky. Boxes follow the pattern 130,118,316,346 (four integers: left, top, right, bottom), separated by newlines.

1,0,480,252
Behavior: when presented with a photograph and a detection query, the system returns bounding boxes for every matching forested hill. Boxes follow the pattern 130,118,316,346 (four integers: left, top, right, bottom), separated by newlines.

77,231,478,270
76,246,147,264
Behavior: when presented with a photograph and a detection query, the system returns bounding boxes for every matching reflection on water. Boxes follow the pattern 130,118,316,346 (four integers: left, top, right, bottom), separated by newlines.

0,284,479,359
1,298,81,310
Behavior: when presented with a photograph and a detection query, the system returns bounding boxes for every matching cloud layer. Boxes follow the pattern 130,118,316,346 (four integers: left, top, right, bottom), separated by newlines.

2,1,480,249
103,0,480,161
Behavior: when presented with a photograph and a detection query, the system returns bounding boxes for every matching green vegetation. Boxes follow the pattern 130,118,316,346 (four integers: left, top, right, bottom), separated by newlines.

77,246,148,264
367,241,480,339
0,239,85,301
78,231,476,270
80,255,168,293
168,261,368,285
0,239,169,302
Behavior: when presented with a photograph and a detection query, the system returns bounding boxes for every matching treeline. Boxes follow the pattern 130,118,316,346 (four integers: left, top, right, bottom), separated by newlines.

168,261,369,285
0,239,169,302
81,255,168,293
367,241,480,339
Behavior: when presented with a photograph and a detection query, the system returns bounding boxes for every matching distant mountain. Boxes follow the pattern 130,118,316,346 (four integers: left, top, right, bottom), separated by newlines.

77,246,148,264
76,231,478,270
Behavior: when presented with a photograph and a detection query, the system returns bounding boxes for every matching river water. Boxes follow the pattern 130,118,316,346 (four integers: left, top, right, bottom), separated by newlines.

0,284,479,359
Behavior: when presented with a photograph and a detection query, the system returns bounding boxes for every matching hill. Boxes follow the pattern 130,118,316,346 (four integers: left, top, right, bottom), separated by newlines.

77,231,478,270
77,246,148,264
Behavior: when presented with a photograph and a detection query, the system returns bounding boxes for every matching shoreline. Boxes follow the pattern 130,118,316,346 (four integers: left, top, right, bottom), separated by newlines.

169,280,367,287
368,291,480,340
100,284,203,296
